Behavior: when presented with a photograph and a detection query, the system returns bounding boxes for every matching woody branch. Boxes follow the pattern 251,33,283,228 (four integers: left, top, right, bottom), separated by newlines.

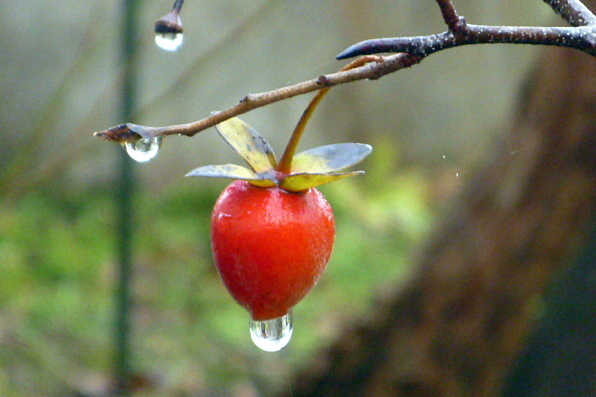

94,0,596,144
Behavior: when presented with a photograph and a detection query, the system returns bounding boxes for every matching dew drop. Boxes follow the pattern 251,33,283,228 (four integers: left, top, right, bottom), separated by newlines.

155,31,184,51
155,11,184,52
249,311,293,352
124,136,163,162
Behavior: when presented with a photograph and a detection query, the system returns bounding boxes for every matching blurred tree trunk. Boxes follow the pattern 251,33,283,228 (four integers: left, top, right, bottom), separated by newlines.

283,17,596,397
502,222,596,397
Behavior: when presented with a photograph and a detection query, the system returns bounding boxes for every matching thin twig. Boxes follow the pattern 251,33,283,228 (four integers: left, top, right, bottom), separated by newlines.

543,0,596,26
435,0,462,31
94,0,596,145
338,0,596,59
94,54,419,143
336,24,596,59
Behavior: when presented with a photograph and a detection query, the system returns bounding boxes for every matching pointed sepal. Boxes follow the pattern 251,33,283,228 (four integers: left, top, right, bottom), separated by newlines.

186,164,277,188
280,171,364,192
291,143,372,174
215,117,277,174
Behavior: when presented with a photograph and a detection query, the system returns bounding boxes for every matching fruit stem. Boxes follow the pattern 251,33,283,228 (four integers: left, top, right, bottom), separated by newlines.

276,55,385,175
276,88,330,174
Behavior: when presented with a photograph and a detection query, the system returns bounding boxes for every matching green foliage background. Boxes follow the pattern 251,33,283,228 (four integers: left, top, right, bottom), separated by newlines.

0,0,554,395
0,161,432,395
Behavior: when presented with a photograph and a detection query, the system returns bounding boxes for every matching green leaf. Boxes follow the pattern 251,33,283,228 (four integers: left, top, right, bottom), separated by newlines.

291,143,372,174
185,164,277,188
280,171,364,192
215,117,277,173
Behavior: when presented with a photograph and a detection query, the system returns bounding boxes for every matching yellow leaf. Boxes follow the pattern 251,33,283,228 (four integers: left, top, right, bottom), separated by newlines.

292,143,372,173
280,171,364,192
215,118,277,173
186,164,277,188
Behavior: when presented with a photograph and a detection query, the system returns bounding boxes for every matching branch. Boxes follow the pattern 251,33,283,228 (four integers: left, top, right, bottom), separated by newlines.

337,0,596,59
94,54,419,143
94,0,596,144
337,0,595,59
336,24,596,59
434,0,462,31
544,0,596,26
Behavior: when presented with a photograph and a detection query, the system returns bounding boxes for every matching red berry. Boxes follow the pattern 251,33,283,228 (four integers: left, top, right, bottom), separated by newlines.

210,180,335,321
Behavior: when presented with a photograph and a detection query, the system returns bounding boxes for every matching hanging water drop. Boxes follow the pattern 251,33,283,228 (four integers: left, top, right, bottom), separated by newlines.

249,311,293,352
124,136,163,162
155,30,184,52
155,10,184,52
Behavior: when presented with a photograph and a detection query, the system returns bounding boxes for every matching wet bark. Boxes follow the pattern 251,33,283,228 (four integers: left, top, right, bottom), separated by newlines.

283,20,596,397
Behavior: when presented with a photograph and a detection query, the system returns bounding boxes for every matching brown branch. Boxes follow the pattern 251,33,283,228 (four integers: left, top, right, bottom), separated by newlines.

337,24,595,59
337,0,596,59
544,0,596,26
435,0,463,31
93,54,419,143
94,0,595,144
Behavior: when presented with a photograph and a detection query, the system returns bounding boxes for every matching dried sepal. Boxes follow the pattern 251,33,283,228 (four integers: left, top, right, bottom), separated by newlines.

215,117,277,174
186,164,277,188
189,118,372,192
291,143,372,174
280,171,364,192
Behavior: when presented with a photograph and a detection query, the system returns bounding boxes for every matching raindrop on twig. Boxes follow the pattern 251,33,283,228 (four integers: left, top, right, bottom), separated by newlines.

124,136,163,162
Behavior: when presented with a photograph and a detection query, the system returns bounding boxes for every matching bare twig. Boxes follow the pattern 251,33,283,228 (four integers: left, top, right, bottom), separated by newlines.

435,0,463,31
336,24,596,59
338,0,596,59
94,0,596,144
94,54,419,143
544,0,596,26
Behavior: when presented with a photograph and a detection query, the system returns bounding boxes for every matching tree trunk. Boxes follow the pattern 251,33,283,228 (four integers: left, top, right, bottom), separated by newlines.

283,26,596,397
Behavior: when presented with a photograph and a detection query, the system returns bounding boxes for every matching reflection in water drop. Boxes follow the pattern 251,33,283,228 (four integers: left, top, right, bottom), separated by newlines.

155,11,184,52
155,32,184,52
249,311,293,352
124,136,163,162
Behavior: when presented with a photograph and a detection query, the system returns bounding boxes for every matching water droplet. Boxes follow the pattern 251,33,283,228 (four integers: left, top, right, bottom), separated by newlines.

155,11,183,51
249,311,293,352
124,136,163,162
155,31,184,51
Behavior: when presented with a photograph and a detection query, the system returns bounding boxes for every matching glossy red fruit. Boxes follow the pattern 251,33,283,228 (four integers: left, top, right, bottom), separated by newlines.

211,179,335,321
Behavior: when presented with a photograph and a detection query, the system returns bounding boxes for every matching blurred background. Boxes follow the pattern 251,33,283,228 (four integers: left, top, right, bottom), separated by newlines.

0,0,559,395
